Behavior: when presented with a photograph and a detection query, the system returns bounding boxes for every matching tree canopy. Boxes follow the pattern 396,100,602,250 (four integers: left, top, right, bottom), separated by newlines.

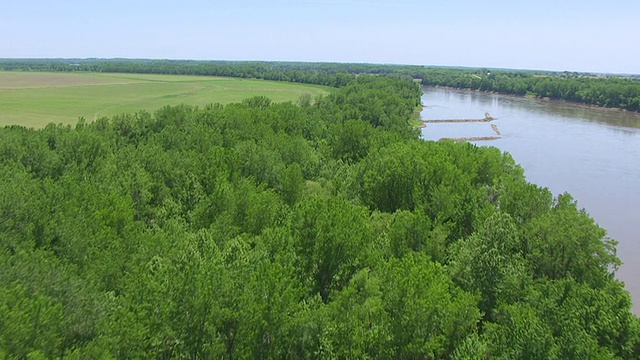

1,73,638,358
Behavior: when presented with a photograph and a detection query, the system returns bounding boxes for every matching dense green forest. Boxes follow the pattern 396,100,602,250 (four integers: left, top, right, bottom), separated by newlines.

1,73,639,358
3,58,640,112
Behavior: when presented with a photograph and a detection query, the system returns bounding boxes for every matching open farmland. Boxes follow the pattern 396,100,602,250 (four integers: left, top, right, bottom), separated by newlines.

0,72,332,127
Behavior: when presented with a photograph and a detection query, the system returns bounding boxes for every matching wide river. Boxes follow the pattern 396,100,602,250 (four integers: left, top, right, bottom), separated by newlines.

420,86,640,314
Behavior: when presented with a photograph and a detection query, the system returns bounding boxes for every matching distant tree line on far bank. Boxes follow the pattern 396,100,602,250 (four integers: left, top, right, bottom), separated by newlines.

420,68,640,111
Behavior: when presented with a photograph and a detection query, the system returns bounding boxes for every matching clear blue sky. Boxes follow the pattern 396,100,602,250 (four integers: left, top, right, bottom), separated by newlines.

2,0,639,74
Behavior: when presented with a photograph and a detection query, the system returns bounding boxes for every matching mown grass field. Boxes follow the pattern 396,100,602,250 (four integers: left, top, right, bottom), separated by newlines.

0,72,332,127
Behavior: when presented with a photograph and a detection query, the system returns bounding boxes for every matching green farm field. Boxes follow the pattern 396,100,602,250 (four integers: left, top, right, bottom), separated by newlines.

0,72,332,127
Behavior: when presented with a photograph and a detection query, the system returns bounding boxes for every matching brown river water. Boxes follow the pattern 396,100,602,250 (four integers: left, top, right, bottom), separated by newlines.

420,86,640,314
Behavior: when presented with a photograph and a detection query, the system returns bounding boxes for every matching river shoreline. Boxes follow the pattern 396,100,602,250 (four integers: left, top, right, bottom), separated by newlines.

426,85,640,117
442,136,501,142
420,86,640,315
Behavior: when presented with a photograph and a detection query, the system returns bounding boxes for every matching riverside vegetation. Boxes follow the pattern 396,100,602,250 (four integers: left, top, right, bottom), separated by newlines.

1,64,639,358
419,68,640,112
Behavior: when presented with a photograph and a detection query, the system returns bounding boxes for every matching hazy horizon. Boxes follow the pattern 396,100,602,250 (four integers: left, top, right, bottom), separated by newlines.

2,0,639,75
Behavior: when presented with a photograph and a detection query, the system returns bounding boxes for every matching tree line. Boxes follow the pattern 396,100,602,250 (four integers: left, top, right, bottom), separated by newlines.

420,68,640,111
3,58,640,112
1,73,638,358
0,58,419,89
